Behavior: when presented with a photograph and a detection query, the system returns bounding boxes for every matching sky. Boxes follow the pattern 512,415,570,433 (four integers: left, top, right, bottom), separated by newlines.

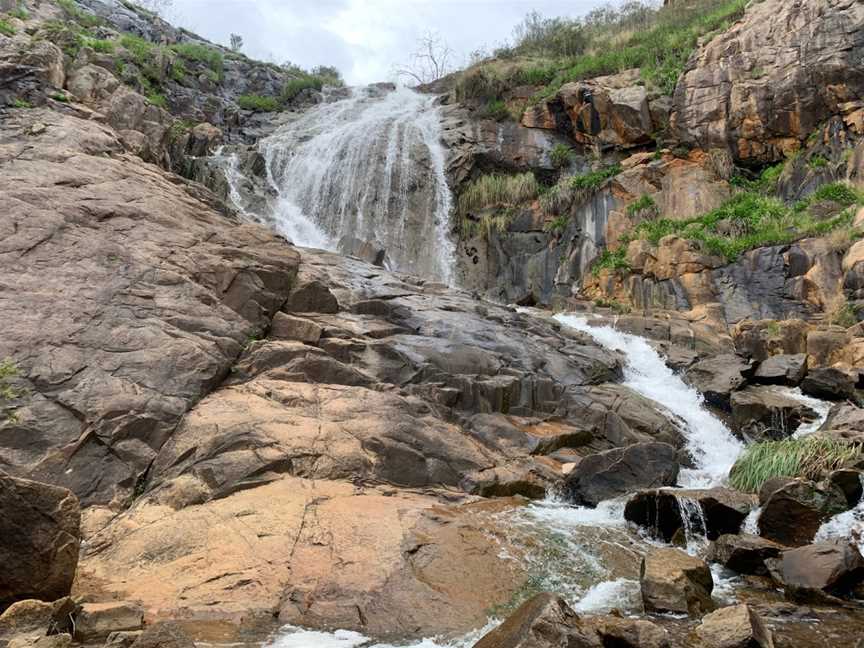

165,0,609,85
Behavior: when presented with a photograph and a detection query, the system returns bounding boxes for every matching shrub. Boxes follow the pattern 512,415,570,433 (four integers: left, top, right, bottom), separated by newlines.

10,98,31,108
810,182,860,207
626,194,659,217
479,98,510,121
458,172,539,215
237,94,281,112
82,36,115,53
591,247,630,276
569,163,622,194
729,437,861,493
550,144,573,169
146,92,167,108
808,155,829,169
170,42,225,81
0,19,15,36
282,75,322,102
57,0,102,27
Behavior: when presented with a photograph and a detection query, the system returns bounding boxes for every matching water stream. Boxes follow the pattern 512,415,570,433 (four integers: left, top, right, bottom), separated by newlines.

220,85,457,284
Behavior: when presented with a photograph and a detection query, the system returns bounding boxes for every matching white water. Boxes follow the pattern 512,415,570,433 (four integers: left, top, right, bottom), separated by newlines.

223,85,458,283
776,386,834,437
816,474,864,555
266,622,498,648
553,314,744,487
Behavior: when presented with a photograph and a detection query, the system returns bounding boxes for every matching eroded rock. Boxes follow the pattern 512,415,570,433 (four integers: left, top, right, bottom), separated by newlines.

640,548,714,616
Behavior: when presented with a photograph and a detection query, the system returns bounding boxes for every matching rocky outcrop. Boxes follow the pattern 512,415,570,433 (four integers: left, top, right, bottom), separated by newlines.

640,548,714,616
752,354,808,386
564,442,679,507
684,354,751,410
671,0,864,164
0,474,80,608
801,367,858,401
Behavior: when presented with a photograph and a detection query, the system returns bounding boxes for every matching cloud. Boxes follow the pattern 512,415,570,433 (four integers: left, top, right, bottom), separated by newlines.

169,0,605,85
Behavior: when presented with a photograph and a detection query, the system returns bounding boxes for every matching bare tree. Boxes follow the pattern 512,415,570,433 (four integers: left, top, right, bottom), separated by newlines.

229,33,244,52
394,31,454,86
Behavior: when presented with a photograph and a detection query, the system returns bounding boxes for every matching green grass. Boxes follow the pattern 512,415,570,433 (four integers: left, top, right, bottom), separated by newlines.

170,42,225,81
11,98,31,108
0,18,15,36
626,194,659,217
808,155,829,169
50,92,69,102
82,36,115,53
146,92,167,108
550,144,573,169
591,246,630,276
730,162,784,194
458,172,539,215
729,437,862,493
57,0,102,27
237,94,281,112
569,164,622,194
622,184,863,262
281,75,324,102
0,358,20,423
9,7,28,20
478,98,510,121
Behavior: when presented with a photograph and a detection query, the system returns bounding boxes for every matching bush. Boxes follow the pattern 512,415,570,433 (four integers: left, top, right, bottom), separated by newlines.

282,75,322,102
569,164,622,194
146,92,167,108
0,19,15,36
11,98,31,108
729,437,861,493
82,36,115,53
170,42,224,81
626,194,658,217
57,0,102,27
479,99,510,121
591,247,630,276
237,94,281,112
811,182,860,207
550,144,572,169
458,172,539,215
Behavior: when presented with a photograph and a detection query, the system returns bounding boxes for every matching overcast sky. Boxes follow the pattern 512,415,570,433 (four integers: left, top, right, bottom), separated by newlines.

166,0,609,85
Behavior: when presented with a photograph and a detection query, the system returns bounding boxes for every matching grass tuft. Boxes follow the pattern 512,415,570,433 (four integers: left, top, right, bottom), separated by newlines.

729,437,862,493
458,172,540,215
0,18,15,36
237,94,281,112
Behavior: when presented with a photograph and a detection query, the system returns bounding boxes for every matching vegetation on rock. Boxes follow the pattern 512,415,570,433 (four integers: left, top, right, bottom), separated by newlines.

729,437,861,492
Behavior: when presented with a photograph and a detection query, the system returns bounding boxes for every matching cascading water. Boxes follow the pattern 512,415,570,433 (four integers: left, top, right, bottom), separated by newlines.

553,314,745,487
222,85,458,284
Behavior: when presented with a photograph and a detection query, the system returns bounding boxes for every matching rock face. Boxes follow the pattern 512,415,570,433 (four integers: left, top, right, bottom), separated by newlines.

801,367,857,401
564,442,679,507
753,354,808,386
684,354,751,410
758,479,848,546
696,604,775,648
0,108,301,507
671,0,864,164
640,548,714,616
0,473,81,608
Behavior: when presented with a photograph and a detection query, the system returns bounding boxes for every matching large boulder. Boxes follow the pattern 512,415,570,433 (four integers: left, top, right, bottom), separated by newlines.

671,0,864,164
758,479,848,546
730,386,820,441
768,541,864,602
471,593,591,648
801,367,857,401
564,442,679,507
696,604,775,648
640,548,714,616
625,488,755,542
708,534,784,576
753,354,808,386
684,354,751,410
0,473,80,608
0,598,76,646
818,404,864,442
73,602,143,643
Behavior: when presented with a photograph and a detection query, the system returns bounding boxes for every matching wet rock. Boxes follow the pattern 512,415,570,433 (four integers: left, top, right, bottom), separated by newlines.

0,474,80,608
462,459,562,499
758,479,848,546
128,622,194,648
684,354,751,410
283,278,340,313
696,604,775,648
625,488,755,542
827,469,864,508
801,367,857,401
564,442,679,507
708,534,784,576
73,602,143,643
730,386,820,441
769,541,864,602
753,354,808,386
581,616,670,648
640,547,714,616
471,593,591,648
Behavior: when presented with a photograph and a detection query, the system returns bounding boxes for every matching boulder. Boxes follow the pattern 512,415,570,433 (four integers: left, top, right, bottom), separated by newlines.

0,598,76,644
671,0,864,164
640,548,714,616
624,488,755,542
0,474,80,608
801,367,857,401
73,602,143,642
105,631,143,648
283,278,340,313
269,312,323,344
730,386,820,441
581,616,670,648
696,604,774,648
818,404,864,442
564,442,679,507
128,622,194,648
684,354,751,410
471,592,591,648
827,469,864,508
769,541,864,602
66,64,120,104
708,534,784,576
758,479,848,546
733,320,809,362
753,354,808,386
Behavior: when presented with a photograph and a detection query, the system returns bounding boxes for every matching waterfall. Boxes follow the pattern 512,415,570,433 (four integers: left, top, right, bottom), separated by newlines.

553,314,744,488
222,85,458,284
815,473,864,556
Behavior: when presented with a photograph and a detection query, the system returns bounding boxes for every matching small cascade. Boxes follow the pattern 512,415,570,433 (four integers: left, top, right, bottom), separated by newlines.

221,85,458,284
742,506,762,535
674,494,709,553
815,474,864,555
777,387,834,437
554,314,744,487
